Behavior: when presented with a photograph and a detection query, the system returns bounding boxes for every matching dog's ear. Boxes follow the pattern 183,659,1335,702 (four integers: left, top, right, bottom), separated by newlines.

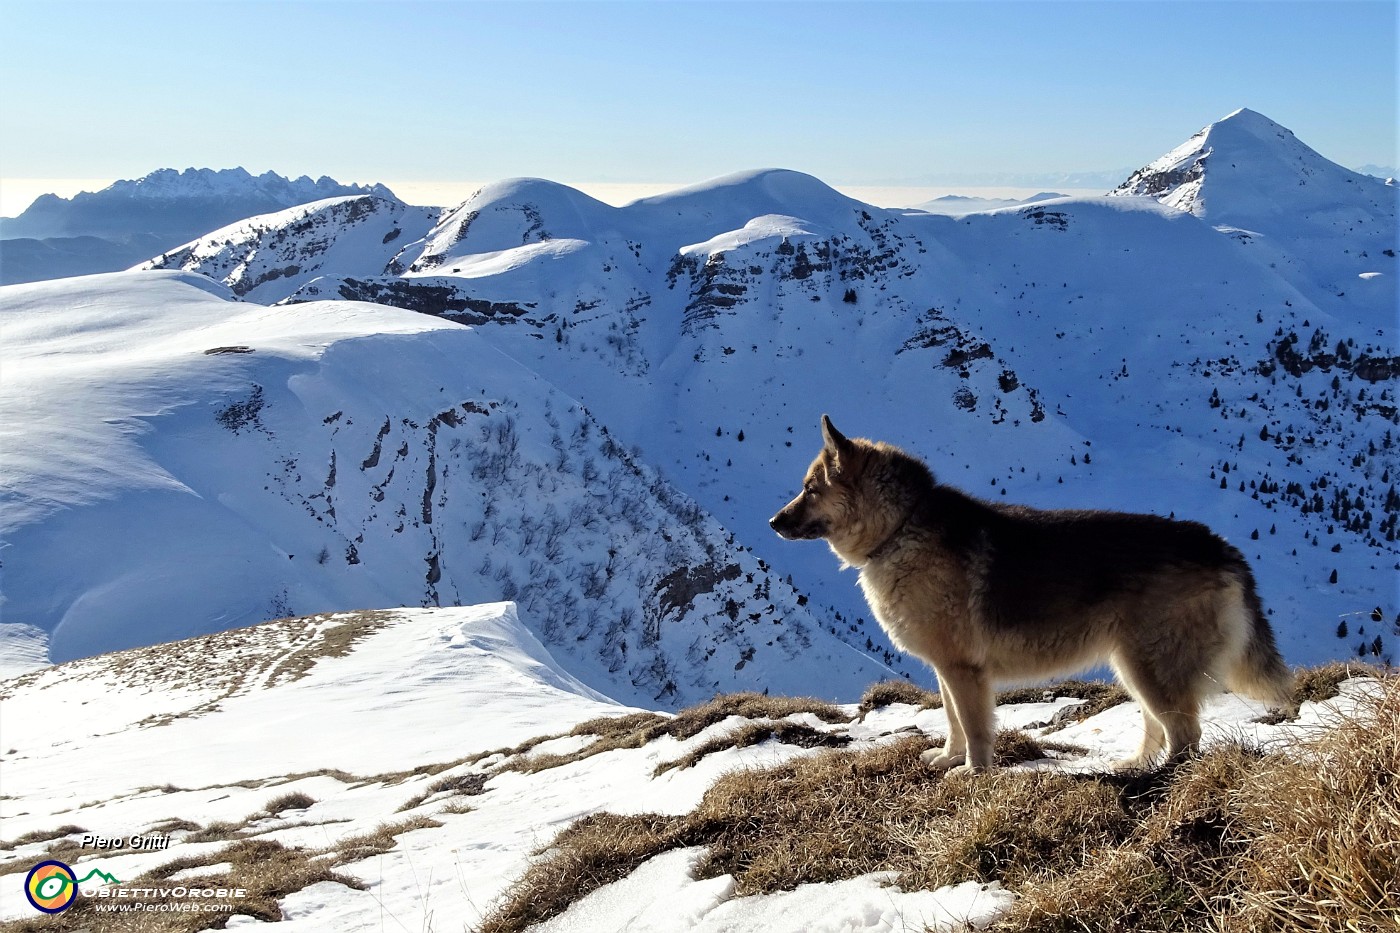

821,414,854,464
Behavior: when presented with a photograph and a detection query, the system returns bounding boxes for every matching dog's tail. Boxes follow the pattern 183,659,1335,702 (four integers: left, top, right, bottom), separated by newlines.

1221,559,1295,710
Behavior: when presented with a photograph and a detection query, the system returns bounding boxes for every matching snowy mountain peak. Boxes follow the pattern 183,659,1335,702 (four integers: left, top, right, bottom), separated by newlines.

1110,108,1387,221
1216,106,1295,136
408,178,619,268
637,168,850,204
630,168,868,233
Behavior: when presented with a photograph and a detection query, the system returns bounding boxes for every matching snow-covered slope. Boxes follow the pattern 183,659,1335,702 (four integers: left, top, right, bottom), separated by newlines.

0,602,1381,931
0,271,891,706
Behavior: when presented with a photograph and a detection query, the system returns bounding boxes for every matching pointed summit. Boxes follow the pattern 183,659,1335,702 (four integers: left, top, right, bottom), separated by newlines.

1109,108,1391,226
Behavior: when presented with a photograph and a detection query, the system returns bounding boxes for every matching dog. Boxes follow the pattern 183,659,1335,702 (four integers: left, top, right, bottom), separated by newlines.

770,415,1293,774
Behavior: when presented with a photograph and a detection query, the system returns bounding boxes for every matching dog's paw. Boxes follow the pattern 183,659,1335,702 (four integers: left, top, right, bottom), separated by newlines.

1111,756,1154,773
920,748,965,771
945,763,989,778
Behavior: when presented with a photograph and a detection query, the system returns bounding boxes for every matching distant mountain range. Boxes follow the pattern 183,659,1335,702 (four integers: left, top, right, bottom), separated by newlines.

906,191,1069,215
0,168,394,285
2,108,1396,698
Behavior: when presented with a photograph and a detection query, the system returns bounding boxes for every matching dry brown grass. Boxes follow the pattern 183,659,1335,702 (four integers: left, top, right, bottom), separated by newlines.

476,729,1109,933
3,837,367,933
426,771,488,796
0,833,92,878
397,770,492,812
260,791,316,815
653,720,853,775
500,692,850,775
857,677,1131,731
857,679,942,715
0,823,86,851
478,672,1398,933
996,674,1400,932
1291,659,1388,704
181,820,249,844
2,816,446,933
324,816,444,867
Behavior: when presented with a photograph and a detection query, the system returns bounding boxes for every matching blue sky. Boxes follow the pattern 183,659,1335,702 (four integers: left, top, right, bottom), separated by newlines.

0,0,1394,210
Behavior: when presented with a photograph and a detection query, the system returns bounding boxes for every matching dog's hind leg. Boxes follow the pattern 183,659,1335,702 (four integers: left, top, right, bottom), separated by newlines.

1112,654,1202,770
1115,707,1167,771
926,664,995,774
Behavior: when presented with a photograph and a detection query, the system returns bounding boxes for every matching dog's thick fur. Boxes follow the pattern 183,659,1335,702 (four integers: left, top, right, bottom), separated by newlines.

770,416,1293,774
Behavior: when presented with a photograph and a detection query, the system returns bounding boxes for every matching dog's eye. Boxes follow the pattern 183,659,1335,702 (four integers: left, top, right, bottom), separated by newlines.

803,484,819,497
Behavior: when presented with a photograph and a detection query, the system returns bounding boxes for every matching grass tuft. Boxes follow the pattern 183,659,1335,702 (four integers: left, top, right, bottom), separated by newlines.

261,790,316,815
857,679,942,715
1290,659,1387,704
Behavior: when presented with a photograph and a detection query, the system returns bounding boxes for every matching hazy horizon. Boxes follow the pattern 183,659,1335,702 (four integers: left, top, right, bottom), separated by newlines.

0,173,1128,218
2,0,1393,218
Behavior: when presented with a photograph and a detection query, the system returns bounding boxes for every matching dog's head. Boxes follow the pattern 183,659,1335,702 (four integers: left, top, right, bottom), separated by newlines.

769,415,866,543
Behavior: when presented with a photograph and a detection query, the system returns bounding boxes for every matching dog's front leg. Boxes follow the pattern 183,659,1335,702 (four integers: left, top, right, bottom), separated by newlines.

927,664,994,774
921,667,967,771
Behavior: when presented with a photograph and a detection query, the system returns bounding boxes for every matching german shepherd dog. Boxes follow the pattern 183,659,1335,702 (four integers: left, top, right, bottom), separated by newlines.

771,416,1293,773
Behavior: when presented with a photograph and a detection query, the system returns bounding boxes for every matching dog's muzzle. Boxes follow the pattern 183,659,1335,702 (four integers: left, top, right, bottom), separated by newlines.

769,508,824,541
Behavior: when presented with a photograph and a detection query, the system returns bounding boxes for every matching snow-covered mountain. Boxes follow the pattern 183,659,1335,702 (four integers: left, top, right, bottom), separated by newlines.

0,271,891,705
136,110,1399,672
0,168,397,285
1110,108,1396,317
145,194,441,304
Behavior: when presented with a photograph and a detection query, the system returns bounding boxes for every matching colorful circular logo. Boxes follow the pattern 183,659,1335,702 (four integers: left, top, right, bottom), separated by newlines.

25,860,77,913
